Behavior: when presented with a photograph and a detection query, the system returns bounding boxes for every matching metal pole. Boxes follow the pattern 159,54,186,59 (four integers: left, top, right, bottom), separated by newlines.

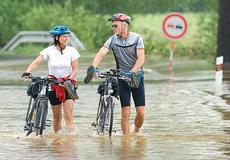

168,40,174,72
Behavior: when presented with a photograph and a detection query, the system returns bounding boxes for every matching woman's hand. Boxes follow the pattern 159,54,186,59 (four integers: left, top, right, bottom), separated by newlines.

21,72,32,79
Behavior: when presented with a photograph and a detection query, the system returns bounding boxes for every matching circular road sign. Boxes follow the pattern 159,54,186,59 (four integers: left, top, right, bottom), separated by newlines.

162,12,188,39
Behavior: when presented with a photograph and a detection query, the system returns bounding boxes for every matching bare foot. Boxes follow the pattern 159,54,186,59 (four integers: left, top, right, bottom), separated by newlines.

135,127,140,133
130,125,141,135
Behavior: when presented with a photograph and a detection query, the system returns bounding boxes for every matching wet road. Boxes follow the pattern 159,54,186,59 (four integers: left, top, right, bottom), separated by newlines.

0,58,230,159
0,80,230,160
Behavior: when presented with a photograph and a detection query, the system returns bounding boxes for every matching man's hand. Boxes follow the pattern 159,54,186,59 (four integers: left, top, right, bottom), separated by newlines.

93,67,100,78
124,71,132,78
84,66,99,84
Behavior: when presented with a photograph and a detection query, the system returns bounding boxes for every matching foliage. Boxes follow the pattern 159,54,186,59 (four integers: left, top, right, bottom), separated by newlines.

17,1,111,50
192,12,218,58
0,0,33,46
131,12,217,59
73,0,217,14
0,0,218,59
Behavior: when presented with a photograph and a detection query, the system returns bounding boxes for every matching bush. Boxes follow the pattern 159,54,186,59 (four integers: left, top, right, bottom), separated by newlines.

17,1,111,51
1,1,218,59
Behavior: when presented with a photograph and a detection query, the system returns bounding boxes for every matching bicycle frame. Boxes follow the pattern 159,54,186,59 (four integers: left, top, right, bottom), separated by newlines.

24,76,60,137
92,69,129,136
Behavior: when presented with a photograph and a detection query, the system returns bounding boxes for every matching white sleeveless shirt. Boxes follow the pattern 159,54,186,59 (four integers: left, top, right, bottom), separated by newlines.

40,45,80,78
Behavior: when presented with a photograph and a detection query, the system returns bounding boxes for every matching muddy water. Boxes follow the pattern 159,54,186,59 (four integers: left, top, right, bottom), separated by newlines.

0,59,230,159
0,81,229,160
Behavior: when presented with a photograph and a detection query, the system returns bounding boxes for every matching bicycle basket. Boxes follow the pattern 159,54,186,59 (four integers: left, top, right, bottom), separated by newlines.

97,82,105,96
27,82,42,99
97,78,119,97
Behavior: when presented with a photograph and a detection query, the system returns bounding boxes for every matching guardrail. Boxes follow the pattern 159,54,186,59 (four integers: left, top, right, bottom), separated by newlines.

1,31,85,51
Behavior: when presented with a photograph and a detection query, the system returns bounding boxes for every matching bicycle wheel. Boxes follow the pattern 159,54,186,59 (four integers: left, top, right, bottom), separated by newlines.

34,97,46,136
96,96,106,135
105,97,114,136
25,97,33,123
25,98,36,136
39,97,49,136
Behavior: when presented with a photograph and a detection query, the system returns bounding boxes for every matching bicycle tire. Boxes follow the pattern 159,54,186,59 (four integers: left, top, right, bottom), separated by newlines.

96,95,103,122
97,96,106,134
25,97,33,122
34,97,46,136
34,99,41,136
25,99,36,136
106,97,114,136
39,98,49,136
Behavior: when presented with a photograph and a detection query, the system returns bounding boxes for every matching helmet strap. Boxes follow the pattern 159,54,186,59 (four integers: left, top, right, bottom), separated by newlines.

54,36,66,54
54,36,59,46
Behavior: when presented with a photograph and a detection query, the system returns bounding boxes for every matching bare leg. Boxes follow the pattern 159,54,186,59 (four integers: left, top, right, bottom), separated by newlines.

121,106,131,135
134,106,145,133
51,104,62,133
63,99,75,131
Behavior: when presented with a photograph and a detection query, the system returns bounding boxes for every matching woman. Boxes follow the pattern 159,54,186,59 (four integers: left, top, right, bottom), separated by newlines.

22,25,80,133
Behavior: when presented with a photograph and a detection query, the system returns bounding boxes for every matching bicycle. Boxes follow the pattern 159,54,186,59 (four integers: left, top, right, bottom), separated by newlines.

91,69,130,136
23,76,61,137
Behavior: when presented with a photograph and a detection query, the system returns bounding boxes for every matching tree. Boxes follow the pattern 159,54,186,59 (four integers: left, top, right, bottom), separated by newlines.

217,0,230,65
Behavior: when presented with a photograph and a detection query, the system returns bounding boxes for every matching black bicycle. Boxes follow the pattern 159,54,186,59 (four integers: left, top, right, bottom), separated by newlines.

24,76,61,137
91,69,129,136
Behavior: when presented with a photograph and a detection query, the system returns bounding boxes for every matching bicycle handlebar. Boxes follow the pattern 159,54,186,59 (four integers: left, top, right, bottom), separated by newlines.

97,69,130,81
24,76,62,85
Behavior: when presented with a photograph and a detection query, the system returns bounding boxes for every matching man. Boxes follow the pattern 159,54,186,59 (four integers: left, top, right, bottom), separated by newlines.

85,13,145,135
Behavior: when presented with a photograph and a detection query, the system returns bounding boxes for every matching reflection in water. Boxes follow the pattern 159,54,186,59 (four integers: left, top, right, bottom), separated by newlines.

51,135,77,160
92,135,147,160
22,134,78,160
119,135,146,160
25,138,49,159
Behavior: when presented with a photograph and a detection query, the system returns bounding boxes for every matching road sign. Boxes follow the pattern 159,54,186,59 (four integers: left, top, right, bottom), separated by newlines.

162,12,188,39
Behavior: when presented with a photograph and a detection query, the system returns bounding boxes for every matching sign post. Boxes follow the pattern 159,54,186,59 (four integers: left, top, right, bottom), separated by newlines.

162,12,188,72
215,56,224,85
215,56,224,95
168,41,175,71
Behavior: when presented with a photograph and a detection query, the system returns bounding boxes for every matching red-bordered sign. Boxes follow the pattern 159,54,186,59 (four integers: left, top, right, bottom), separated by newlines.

162,12,188,39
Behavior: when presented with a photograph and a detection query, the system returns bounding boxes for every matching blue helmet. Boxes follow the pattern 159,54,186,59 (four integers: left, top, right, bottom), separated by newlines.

49,25,71,36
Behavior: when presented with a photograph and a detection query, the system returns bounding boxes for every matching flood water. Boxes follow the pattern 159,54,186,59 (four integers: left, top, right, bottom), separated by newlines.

0,58,230,160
